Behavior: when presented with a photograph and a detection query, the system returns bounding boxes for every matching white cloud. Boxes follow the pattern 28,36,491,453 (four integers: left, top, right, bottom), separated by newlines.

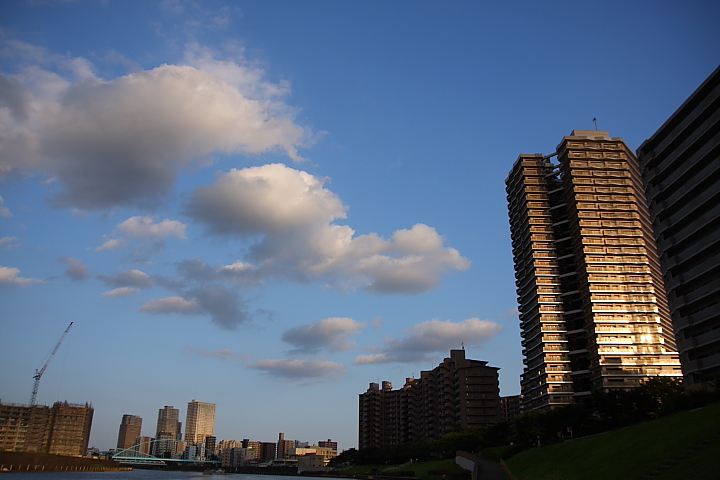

0,266,42,285
186,164,469,294
282,317,363,354
0,195,12,217
187,163,345,236
101,287,139,297
117,216,186,239
139,296,198,313
247,358,346,382
353,318,502,364
0,41,308,209
0,237,20,250
95,237,128,251
96,216,186,250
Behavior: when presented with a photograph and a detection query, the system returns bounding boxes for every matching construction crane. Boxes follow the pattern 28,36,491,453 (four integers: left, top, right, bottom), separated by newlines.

30,322,73,405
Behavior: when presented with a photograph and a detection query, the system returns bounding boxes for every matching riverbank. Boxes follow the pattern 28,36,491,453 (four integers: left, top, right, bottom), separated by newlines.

0,451,127,473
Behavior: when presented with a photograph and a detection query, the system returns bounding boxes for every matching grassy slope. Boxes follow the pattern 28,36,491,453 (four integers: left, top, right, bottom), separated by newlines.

342,458,467,479
505,401,720,480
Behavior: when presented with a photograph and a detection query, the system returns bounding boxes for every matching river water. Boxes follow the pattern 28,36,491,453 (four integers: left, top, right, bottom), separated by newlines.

1,472,332,480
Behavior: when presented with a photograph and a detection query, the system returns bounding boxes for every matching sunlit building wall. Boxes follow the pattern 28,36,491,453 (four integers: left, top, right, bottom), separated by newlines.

506,130,683,411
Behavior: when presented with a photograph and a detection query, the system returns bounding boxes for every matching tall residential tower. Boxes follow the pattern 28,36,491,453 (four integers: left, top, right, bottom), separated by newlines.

184,399,216,445
506,130,682,410
154,405,181,457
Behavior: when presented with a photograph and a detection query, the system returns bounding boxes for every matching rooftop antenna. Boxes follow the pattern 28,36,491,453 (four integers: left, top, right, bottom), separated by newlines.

593,117,599,130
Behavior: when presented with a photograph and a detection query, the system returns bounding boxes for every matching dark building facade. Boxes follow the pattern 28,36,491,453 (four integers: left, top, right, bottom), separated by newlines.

506,130,682,411
0,401,93,456
637,66,720,386
358,350,500,449
499,395,522,422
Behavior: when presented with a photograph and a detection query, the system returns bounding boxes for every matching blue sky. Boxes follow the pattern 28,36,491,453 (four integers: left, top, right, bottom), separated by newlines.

0,0,717,452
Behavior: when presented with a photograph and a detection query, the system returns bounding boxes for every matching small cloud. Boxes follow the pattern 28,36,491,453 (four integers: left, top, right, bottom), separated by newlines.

101,287,139,297
97,269,153,288
282,317,363,354
95,237,128,251
95,216,185,251
140,296,198,313
247,357,345,383
0,266,43,286
0,237,20,250
499,307,519,319
57,256,88,281
184,346,234,360
118,216,186,239
353,317,501,365
0,195,12,218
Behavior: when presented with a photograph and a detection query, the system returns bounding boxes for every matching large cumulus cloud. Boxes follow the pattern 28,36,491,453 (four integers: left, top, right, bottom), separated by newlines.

186,164,469,294
0,41,308,209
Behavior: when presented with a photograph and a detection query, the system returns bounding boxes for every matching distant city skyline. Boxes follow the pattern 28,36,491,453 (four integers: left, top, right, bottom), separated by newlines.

113,402,334,453
1,1,718,451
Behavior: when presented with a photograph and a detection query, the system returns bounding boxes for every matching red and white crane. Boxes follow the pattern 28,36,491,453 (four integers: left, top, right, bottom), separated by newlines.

30,322,73,405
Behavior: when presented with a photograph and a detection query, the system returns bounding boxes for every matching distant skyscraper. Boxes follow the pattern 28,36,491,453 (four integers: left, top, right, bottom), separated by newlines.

637,66,720,387
116,414,142,450
184,399,215,445
154,406,180,457
506,130,683,411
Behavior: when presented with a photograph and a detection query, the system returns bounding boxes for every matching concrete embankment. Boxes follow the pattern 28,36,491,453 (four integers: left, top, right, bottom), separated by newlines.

0,451,128,472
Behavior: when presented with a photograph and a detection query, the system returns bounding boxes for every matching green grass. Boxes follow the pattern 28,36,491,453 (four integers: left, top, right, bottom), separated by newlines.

505,401,720,480
338,458,468,480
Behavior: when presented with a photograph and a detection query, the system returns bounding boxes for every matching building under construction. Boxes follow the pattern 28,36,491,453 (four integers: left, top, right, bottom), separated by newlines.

0,401,93,456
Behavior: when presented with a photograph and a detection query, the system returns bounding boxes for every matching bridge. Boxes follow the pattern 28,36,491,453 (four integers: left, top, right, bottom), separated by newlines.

104,439,221,467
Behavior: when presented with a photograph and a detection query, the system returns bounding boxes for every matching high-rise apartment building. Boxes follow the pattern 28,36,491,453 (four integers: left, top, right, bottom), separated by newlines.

506,130,683,411
358,349,500,449
184,399,216,445
277,432,294,459
116,414,142,450
0,401,93,456
637,66,720,387
154,406,181,457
